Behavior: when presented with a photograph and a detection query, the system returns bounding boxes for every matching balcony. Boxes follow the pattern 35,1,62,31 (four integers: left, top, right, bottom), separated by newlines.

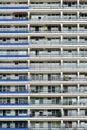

30,29,87,34
30,110,61,118
0,4,29,9
30,53,87,58
0,74,28,82
30,16,87,21
0,86,28,94
63,5,77,9
79,4,87,8
0,18,28,22
30,3,87,9
0,91,28,94
0,54,29,58
30,64,87,71
30,4,61,9
30,40,87,46
0,115,28,118
0,63,28,70
0,103,28,106
63,100,78,106
30,16,60,21
0,42,28,46
64,110,78,117
31,77,87,82
0,78,28,82
0,99,28,106
0,29,29,33
30,89,61,94
31,102,61,106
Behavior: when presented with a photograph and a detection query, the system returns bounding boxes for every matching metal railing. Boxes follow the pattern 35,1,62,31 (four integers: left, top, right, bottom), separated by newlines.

30,40,87,45
30,54,87,57
30,78,87,81
30,127,85,130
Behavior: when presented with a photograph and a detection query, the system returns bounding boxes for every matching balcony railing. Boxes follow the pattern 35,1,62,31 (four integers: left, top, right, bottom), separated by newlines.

0,4,29,9
30,89,61,93
30,4,87,9
30,115,61,118
30,17,87,21
30,77,87,82
0,54,29,58
30,54,87,57
0,30,28,33
0,63,28,68
30,40,87,46
0,42,28,46
0,91,28,93
30,101,78,106
30,4,61,9
30,30,87,34
31,101,87,106
0,17,28,21
0,115,28,118
0,77,28,82
0,103,28,106
30,127,84,130
30,65,87,70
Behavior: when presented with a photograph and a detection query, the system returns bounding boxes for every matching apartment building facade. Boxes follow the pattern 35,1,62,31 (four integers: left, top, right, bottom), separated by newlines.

0,0,87,130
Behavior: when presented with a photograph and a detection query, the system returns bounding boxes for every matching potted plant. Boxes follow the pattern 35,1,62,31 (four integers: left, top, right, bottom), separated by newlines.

63,75,69,81
43,25,48,31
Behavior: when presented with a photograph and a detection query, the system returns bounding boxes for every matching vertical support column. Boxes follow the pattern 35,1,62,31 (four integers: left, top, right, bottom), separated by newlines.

77,23,79,32
61,108,64,117
28,0,30,6
28,24,30,33
61,96,63,105
61,0,63,7
61,72,63,81
78,108,80,116
61,120,64,128
28,120,30,129
61,24,63,34
61,48,63,55
78,83,80,93
28,108,30,116
61,60,63,66
28,35,30,44
77,11,79,19
77,35,79,44
78,120,80,128
27,84,30,93
28,48,30,56
77,0,79,7
61,35,63,44
61,11,63,21
77,47,79,56
28,60,30,69
61,84,63,93
78,96,80,105
28,72,30,82
28,95,30,105
77,72,80,80
77,59,79,67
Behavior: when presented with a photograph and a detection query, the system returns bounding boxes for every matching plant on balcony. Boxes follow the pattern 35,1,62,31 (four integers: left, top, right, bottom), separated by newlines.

57,110,61,117
31,89,36,93
69,100,72,105
63,75,69,81
29,14,32,19
43,25,48,31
